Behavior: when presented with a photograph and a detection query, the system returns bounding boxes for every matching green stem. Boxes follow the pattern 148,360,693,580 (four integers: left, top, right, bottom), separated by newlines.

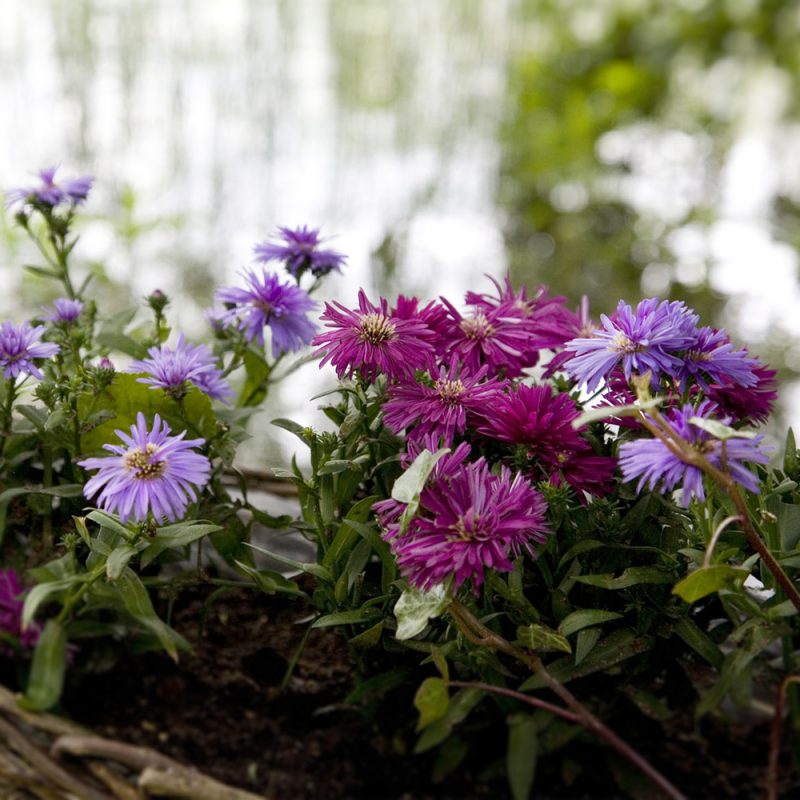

0,378,17,464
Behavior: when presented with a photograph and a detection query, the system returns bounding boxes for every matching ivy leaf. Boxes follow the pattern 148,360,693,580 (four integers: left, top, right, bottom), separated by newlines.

516,623,572,654
394,583,449,640
672,565,748,603
414,677,450,731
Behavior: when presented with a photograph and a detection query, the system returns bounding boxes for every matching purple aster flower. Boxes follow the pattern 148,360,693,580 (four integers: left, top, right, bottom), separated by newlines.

128,334,233,402
564,298,699,391
679,327,758,390
438,297,536,378
313,290,437,381
618,401,771,506
384,356,508,446
6,165,93,208
0,321,60,380
383,457,549,593
41,298,84,324
0,569,41,651
707,360,777,425
254,225,346,278
79,412,211,524
216,269,317,358
476,384,615,498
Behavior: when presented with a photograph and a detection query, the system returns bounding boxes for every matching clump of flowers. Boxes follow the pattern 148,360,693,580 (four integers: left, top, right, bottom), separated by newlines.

79,412,211,524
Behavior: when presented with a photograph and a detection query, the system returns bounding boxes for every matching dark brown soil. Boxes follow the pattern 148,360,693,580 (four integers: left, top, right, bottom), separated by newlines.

51,581,799,800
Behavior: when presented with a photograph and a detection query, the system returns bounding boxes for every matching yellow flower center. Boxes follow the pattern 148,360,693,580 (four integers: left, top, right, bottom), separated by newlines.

358,312,397,344
124,444,166,480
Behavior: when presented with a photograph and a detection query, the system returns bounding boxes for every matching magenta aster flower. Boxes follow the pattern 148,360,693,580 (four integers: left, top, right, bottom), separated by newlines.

384,357,508,446
6,165,93,208
438,297,535,378
41,298,84,324
254,225,346,278
565,298,698,391
0,569,40,651
128,334,233,402
679,327,758,390
707,360,777,425
79,412,211,524
476,384,615,497
618,401,770,505
466,277,580,362
0,321,60,380
216,269,317,358
313,289,437,381
385,457,549,593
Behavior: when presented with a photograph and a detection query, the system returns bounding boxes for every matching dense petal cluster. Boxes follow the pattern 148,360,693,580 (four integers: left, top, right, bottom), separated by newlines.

679,327,758,390
618,402,770,505
476,384,615,497
383,357,508,446
79,413,211,524
216,269,317,357
128,334,233,402
6,165,93,209
313,290,437,381
0,569,40,651
376,450,549,593
254,225,346,278
707,361,778,424
42,298,84,324
0,321,60,379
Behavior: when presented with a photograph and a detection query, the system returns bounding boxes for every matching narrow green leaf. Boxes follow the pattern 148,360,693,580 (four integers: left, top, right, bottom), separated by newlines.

571,397,662,428
783,428,798,474
245,541,331,580
312,607,382,628
558,609,622,637
22,579,76,630
349,620,384,649
507,714,538,800
672,565,747,603
235,561,305,598
106,544,139,580
414,677,450,730
672,617,724,669
574,566,673,590
517,623,572,653
20,621,67,711
574,628,601,665
139,522,222,568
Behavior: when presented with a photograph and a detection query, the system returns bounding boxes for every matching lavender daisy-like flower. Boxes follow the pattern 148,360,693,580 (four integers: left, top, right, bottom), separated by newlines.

313,289,437,381
679,327,758,390
128,334,233,402
384,356,508,446
79,412,211,524
476,384,615,498
565,298,698,391
618,401,770,506
254,225,346,278
0,569,40,651
41,298,84,324
216,269,317,358
384,457,549,593
0,321,60,380
6,165,93,209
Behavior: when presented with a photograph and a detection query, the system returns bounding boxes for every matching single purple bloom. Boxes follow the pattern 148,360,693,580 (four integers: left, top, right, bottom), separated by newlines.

313,289,437,381
476,384,615,499
565,298,699,391
6,165,93,208
127,334,233,402
618,401,771,506
707,360,777,425
0,569,41,651
216,269,317,358
254,225,346,278
384,356,508,446
680,327,758,390
0,321,60,380
438,297,535,378
79,412,211,524
382,457,549,593
41,298,84,324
